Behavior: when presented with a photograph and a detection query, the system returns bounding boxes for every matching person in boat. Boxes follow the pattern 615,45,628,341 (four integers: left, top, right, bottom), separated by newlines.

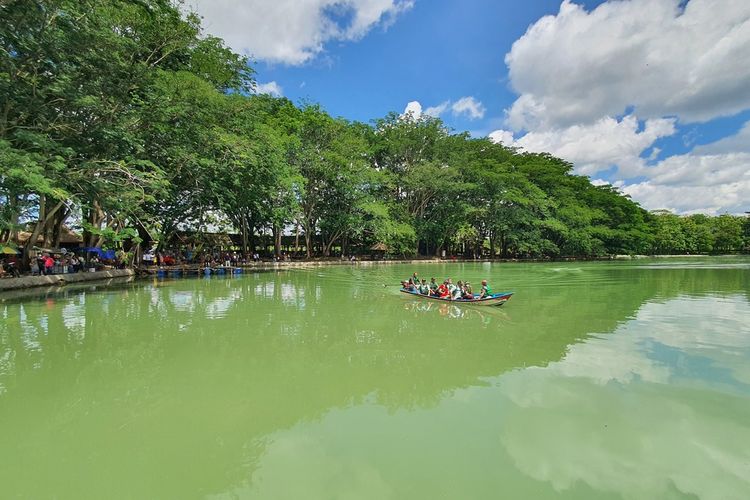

418,279,430,295
437,280,450,298
462,281,474,299
403,273,418,289
429,277,439,296
452,281,465,300
446,278,457,298
479,279,492,298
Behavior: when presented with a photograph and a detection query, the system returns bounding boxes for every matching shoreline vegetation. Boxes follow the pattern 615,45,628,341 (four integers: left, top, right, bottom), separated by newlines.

2,1,749,274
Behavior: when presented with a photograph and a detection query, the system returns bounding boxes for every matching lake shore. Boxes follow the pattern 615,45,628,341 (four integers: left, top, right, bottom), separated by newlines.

0,269,138,292
1,254,740,292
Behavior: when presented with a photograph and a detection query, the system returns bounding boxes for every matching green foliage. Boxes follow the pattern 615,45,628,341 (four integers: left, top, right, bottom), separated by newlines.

2,0,743,260
81,223,141,249
647,211,746,255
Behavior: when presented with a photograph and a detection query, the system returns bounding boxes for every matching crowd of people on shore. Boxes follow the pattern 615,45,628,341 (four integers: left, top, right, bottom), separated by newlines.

401,273,492,300
32,253,90,275
0,249,135,278
143,250,296,268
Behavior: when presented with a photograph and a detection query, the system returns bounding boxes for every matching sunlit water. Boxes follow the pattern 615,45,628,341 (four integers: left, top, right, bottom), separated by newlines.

1,259,749,499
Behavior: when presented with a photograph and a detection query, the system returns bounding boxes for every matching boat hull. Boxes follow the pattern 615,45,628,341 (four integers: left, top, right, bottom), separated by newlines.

399,289,513,306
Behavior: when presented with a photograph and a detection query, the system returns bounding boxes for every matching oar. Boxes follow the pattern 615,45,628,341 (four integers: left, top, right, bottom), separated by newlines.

384,283,406,288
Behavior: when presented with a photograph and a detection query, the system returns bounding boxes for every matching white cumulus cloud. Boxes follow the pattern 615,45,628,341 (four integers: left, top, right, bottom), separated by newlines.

403,97,487,121
187,0,414,65
505,0,750,130
610,119,750,214
254,81,283,97
494,115,677,177
488,129,515,145
492,117,750,214
451,96,486,120
494,0,750,214
622,151,750,214
402,101,423,118
424,101,450,118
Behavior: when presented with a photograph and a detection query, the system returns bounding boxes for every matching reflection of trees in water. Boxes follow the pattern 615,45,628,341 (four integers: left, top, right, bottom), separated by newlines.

0,263,748,497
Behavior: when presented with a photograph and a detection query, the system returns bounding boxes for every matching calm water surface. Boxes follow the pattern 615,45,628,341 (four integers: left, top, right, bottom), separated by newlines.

1,259,749,499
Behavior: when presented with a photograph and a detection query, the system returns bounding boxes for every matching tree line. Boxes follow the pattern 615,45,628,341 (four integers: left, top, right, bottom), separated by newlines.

2,0,748,267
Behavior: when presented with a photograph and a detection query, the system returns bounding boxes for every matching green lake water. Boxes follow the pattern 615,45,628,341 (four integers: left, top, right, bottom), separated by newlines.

1,259,749,499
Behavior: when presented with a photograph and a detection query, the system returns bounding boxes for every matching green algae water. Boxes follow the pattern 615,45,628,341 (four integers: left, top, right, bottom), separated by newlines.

1,259,749,499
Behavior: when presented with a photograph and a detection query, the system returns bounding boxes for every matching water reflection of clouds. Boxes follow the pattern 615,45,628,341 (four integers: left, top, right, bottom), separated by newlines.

205,289,242,320
544,295,750,391
500,377,750,499
169,290,195,312
212,430,394,500
496,294,750,499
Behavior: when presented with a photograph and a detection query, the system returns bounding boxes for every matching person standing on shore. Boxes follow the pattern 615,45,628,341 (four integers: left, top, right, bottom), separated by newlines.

36,254,46,275
44,254,54,275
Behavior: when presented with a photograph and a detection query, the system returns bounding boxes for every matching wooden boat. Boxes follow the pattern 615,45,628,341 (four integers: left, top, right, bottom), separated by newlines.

399,288,513,306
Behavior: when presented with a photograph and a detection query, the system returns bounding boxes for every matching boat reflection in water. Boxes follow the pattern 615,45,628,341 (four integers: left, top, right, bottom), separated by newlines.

401,298,509,324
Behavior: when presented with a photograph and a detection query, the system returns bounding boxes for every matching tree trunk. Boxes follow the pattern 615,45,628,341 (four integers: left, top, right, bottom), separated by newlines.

22,197,64,268
51,208,69,249
322,233,337,257
83,200,105,248
272,224,282,258
240,215,249,255
301,218,315,258
304,229,312,258
4,195,20,243
249,225,256,255
304,233,312,258
294,222,300,255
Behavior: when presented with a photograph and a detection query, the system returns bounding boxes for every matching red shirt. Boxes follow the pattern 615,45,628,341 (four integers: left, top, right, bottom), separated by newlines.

44,256,54,268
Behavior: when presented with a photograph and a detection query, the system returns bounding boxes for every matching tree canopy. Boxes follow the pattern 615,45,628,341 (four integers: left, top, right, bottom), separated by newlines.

2,0,748,265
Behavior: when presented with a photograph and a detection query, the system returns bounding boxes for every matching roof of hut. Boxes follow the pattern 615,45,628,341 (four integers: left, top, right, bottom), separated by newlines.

16,226,83,245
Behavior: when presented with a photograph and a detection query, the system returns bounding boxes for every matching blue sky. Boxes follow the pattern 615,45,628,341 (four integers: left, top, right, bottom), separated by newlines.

254,0,575,128
190,0,750,214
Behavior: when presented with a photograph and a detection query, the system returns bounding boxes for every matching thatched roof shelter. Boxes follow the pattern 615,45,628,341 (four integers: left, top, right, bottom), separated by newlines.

16,227,83,245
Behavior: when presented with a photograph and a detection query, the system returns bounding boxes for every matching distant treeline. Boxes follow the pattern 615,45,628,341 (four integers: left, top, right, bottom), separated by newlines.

1,0,748,266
